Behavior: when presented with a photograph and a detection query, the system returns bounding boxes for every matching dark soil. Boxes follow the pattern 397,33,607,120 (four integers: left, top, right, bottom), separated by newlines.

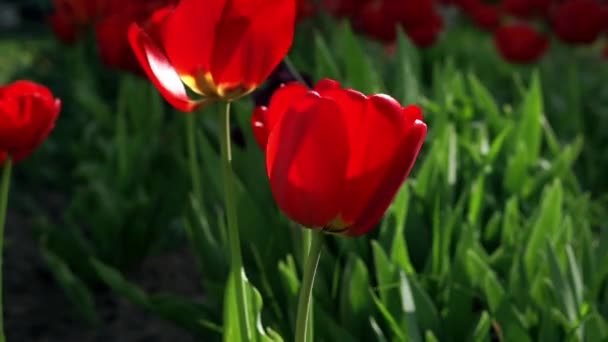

4,211,200,342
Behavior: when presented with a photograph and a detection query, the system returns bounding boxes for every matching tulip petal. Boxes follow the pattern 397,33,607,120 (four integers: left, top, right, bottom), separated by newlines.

0,95,59,152
0,81,60,163
347,120,427,236
340,94,410,225
266,94,349,228
265,83,308,131
313,78,341,92
403,104,424,123
251,82,308,150
211,0,296,87
128,23,211,112
96,13,140,74
162,0,227,78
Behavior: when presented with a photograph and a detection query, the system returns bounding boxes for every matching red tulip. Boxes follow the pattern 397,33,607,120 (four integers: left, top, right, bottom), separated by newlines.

321,0,362,17
468,3,501,31
501,0,551,19
552,0,604,45
494,24,549,64
128,0,296,112
387,0,436,31
48,0,111,44
253,79,427,236
405,11,444,47
296,0,317,21
357,0,398,42
95,0,176,75
0,81,61,163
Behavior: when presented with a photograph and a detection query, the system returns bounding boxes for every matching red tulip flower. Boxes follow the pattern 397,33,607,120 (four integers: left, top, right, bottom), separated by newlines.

356,0,399,42
468,3,501,32
296,0,317,21
0,81,61,163
321,0,362,17
95,0,176,75
552,0,604,45
48,0,107,43
252,79,427,236
405,11,444,47
501,0,551,19
128,0,296,112
494,24,549,64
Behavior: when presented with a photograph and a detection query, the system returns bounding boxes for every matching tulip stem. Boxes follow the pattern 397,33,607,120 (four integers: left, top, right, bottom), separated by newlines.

0,157,12,342
186,114,203,206
295,230,323,342
220,102,250,341
284,57,307,86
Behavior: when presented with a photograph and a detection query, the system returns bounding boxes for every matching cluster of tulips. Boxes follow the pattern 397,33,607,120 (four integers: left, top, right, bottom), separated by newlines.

454,0,608,63
48,0,608,74
1,0,427,340
295,0,608,63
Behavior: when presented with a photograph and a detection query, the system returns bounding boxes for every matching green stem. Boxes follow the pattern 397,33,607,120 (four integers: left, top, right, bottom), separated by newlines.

220,102,249,341
186,114,203,205
284,56,307,86
0,158,12,342
302,228,312,263
295,230,323,342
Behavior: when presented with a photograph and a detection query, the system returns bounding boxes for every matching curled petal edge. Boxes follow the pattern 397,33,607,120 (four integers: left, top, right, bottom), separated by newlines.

128,23,211,112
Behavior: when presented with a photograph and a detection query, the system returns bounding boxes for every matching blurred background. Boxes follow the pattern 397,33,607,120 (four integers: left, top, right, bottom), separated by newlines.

1,0,608,341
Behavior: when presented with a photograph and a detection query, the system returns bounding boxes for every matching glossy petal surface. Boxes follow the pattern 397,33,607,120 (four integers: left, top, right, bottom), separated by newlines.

128,22,210,112
0,81,61,163
266,94,349,228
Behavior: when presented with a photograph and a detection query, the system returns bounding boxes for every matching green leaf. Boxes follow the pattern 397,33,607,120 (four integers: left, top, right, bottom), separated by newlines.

504,142,529,194
370,290,406,341
486,122,513,166
92,259,217,338
314,31,341,81
340,256,373,338
517,72,543,164
465,249,505,312
468,174,485,225
524,180,563,277
470,311,491,342
91,258,148,306
40,247,99,325
468,73,504,131
393,28,420,104
338,21,382,93
399,271,423,342
407,275,440,336
501,197,520,247
371,241,396,306
223,270,283,342
545,243,580,338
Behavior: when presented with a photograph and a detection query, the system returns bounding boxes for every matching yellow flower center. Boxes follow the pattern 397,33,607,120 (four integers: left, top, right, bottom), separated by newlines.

323,216,351,235
181,72,256,101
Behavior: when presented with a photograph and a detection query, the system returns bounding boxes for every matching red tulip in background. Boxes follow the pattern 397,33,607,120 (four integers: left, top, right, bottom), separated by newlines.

467,3,501,32
49,0,176,74
95,0,177,75
552,0,605,45
296,0,316,21
128,0,296,112
501,0,551,19
48,0,107,43
351,0,444,46
494,24,549,64
0,81,61,164
253,79,427,236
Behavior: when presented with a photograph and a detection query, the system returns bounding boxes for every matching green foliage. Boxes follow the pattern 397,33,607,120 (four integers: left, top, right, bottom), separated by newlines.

2,13,607,342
